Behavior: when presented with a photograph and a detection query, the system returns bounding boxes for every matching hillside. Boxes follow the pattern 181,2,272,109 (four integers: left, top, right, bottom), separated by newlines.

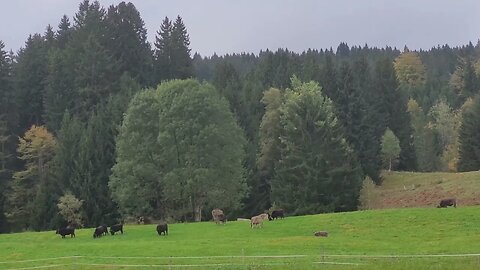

1,207,480,269
362,171,480,209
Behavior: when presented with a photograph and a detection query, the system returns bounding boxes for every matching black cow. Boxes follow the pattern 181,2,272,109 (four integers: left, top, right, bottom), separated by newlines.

101,224,108,236
56,227,75,238
93,225,107,238
268,209,285,221
437,198,457,208
156,223,168,236
217,213,227,224
110,224,123,235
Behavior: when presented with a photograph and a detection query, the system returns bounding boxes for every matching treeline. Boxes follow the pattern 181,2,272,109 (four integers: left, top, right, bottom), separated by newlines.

1,0,480,232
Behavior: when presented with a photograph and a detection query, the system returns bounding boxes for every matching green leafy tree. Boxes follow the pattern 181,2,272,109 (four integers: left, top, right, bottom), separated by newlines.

450,57,480,106
256,87,283,215
381,128,401,171
271,77,363,215
109,90,163,218
427,99,461,170
407,99,440,171
111,79,246,221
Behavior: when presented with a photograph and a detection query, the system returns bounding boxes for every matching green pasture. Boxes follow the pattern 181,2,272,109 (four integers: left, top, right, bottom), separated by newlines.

1,207,479,269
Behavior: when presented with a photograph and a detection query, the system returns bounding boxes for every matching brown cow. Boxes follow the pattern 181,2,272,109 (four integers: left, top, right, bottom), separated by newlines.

437,198,456,208
212,208,225,224
250,213,269,228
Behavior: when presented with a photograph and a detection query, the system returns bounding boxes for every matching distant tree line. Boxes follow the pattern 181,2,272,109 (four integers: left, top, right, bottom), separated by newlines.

1,0,480,232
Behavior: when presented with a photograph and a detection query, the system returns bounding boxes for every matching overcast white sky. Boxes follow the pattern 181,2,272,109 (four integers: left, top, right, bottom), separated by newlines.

1,0,479,56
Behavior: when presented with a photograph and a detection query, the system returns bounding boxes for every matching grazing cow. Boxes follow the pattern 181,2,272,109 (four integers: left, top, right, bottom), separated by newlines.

314,231,329,237
110,224,123,235
437,198,457,208
250,213,269,228
156,223,168,236
216,213,227,224
268,209,285,221
212,208,225,224
56,227,75,238
101,224,108,236
93,226,106,238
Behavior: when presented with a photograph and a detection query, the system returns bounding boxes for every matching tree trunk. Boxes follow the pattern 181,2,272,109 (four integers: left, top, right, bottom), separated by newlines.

193,204,202,222
389,158,392,172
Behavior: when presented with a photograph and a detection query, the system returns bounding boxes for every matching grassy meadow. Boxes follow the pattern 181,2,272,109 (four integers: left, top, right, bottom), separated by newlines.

1,206,480,269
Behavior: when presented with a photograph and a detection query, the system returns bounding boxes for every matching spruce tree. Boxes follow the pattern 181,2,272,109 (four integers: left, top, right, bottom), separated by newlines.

171,16,193,79
212,61,244,119
153,17,173,83
458,95,480,171
105,2,152,86
373,57,417,170
271,77,363,214
352,57,383,183
14,34,49,131
56,15,72,49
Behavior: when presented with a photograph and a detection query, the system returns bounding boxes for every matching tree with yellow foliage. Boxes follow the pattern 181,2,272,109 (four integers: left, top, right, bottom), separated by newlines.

394,51,427,89
4,125,56,230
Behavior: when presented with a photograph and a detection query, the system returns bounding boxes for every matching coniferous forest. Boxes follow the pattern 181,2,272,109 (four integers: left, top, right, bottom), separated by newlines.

1,0,480,233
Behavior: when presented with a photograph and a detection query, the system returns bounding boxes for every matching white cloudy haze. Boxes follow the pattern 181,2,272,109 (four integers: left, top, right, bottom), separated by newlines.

1,0,479,56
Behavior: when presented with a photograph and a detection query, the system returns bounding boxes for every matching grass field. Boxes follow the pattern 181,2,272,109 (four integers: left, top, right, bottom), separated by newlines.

1,206,480,269
363,171,480,209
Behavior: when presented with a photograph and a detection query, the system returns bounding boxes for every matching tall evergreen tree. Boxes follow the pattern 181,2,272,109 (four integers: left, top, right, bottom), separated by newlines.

171,16,193,79
373,58,417,170
320,54,338,102
105,2,152,86
153,16,193,84
0,41,16,232
458,95,480,171
14,34,49,131
212,61,244,119
351,57,383,183
56,15,73,49
271,77,363,215
153,17,173,83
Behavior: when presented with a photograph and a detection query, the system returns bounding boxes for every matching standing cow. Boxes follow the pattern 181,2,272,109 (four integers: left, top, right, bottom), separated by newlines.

251,213,269,228
93,225,107,238
212,208,226,224
268,209,285,221
156,223,168,236
110,224,123,235
437,198,457,208
56,227,75,238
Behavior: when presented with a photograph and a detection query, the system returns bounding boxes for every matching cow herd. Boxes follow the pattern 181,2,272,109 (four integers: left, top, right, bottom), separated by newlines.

56,200,455,239
56,208,285,239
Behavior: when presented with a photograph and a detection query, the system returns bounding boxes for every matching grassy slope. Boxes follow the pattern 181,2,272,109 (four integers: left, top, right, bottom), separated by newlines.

1,207,480,269
365,171,480,209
